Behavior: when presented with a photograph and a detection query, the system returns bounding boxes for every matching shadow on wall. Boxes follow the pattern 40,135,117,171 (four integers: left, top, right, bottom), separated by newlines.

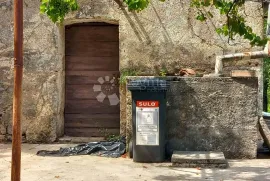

116,0,172,43
115,0,210,75
149,1,172,43
165,78,258,159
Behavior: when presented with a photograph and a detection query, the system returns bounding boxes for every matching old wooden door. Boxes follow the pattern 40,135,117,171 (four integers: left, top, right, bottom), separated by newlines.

65,23,120,137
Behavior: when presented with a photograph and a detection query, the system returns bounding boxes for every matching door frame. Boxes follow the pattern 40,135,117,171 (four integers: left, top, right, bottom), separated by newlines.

57,19,120,138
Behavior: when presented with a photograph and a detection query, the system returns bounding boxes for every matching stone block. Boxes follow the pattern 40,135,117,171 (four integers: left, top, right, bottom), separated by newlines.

172,163,228,168
172,151,226,164
171,151,228,168
231,70,256,77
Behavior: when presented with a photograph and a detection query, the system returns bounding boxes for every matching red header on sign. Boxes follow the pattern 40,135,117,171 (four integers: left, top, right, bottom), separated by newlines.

136,101,159,107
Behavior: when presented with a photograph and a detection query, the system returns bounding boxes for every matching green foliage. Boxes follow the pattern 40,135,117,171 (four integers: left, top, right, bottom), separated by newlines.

191,0,268,46
40,0,78,23
105,134,122,142
264,58,270,112
123,0,165,11
119,69,139,85
263,13,269,112
159,68,167,77
123,0,150,11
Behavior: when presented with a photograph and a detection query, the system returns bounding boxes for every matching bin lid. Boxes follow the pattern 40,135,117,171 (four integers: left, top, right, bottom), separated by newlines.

263,112,270,118
127,78,170,91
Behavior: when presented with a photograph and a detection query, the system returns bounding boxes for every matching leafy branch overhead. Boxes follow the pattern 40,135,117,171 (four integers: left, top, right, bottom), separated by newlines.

40,0,267,46
123,0,165,11
40,0,79,23
191,0,267,46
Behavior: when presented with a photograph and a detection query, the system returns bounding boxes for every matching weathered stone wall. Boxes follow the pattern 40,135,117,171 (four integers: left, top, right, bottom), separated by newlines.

118,0,264,75
0,0,263,142
126,77,258,159
0,0,63,142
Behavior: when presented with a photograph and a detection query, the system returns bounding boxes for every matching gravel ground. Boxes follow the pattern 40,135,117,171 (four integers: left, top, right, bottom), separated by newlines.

1,144,270,181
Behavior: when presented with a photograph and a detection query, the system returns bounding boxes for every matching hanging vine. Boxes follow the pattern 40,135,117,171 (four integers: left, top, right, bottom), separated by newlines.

191,0,267,46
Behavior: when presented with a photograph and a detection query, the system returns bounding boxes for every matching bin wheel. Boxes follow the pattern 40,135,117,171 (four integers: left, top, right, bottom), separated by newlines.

129,140,133,159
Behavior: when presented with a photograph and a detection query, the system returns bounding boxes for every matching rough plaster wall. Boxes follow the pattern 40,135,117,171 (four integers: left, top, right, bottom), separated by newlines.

119,1,264,75
167,78,258,159
0,0,62,142
126,77,258,159
0,0,264,142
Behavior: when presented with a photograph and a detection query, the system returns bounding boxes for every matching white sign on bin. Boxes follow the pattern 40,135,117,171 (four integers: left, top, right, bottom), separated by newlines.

136,101,159,146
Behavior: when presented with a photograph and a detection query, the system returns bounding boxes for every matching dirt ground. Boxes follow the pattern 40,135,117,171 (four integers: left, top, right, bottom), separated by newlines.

1,144,270,181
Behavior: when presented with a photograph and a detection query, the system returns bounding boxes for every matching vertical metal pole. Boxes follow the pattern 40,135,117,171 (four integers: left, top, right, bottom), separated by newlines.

11,0,23,181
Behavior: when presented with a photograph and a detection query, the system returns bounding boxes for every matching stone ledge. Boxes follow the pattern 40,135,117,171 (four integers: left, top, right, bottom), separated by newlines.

172,163,228,169
171,151,228,168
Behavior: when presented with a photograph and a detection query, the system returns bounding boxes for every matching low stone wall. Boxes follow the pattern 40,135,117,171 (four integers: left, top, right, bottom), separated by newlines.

125,77,259,159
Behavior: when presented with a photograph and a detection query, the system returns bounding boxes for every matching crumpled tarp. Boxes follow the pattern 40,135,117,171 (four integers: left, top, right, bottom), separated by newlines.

37,137,126,158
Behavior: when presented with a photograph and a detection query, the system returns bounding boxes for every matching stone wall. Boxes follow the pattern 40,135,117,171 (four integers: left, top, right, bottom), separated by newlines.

0,0,62,142
117,0,264,75
0,0,263,142
125,77,258,159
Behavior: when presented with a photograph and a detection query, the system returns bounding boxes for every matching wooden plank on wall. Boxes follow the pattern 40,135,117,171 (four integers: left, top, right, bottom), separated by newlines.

65,114,120,128
65,71,119,85
65,56,119,71
65,42,119,57
65,99,120,114
66,25,119,42
66,84,119,100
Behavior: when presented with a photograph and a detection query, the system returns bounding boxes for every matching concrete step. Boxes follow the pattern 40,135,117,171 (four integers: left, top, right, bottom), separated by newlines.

171,151,228,168
58,136,105,143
